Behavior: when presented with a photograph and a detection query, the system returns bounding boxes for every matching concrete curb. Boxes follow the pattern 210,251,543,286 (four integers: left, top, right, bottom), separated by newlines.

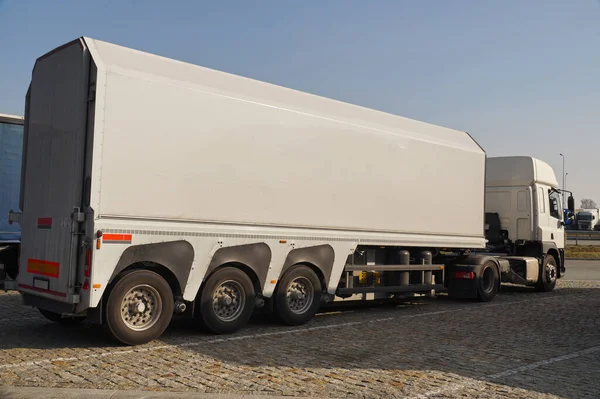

0,386,319,399
565,258,600,261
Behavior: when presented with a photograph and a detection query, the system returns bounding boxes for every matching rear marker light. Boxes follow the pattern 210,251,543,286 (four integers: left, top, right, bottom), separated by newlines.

82,279,90,290
455,271,475,280
84,249,92,277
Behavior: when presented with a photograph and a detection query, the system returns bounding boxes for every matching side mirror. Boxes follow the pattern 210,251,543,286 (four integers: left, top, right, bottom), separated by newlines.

568,195,575,213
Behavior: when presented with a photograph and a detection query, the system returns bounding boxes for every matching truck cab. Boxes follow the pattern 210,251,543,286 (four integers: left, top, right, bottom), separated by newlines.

484,156,569,278
575,209,599,231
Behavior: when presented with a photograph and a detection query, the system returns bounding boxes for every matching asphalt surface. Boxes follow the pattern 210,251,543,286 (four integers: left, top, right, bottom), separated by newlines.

564,259,600,280
0,260,599,399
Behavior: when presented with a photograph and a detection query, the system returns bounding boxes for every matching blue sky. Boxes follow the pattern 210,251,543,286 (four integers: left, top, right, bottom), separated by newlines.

1,0,599,204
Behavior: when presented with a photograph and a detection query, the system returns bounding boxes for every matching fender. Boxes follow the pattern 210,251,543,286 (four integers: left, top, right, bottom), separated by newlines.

280,245,335,287
205,243,272,290
109,240,195,292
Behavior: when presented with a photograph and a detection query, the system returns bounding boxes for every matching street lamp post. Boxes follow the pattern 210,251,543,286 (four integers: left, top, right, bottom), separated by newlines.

559,153,565,205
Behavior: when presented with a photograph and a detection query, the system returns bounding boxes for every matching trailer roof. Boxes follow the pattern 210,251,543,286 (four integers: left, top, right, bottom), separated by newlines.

81,37,483,154
0,113,24,125
486,156,559,188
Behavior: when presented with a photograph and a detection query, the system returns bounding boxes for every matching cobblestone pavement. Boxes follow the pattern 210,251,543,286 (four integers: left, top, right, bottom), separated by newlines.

0,278,599,399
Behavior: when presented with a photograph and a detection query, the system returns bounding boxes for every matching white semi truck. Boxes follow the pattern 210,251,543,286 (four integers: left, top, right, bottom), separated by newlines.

5,37,574,345
575,209,599,231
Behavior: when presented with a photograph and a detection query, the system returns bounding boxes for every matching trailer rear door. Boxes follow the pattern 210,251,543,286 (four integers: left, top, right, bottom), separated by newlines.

18,39,91,303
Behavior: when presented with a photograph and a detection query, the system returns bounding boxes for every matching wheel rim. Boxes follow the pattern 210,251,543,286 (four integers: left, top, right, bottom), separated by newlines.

286,276,314,315
120,284,162,332
481,267,495,294
212,280,246,322
546,262,557,284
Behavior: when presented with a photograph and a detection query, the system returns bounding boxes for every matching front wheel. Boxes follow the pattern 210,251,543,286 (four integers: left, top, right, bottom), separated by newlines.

273,265,322,325
476,261,499,302
104,270,174,346
536,255,557,292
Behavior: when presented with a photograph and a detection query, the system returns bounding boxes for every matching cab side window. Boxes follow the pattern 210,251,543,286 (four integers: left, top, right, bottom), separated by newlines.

549,191,561,219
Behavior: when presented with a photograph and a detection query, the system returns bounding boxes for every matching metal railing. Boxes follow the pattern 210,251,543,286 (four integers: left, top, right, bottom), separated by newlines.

566,230,600,243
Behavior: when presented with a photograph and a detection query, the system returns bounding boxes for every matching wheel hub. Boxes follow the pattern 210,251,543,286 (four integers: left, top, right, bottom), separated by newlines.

212,281,245,322
547,263,557,283
221,295,233,306
286,277,314,315
120,284,162,332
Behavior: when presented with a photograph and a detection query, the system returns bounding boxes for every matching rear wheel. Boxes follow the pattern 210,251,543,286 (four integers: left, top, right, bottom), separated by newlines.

536,255,557,292
274,265,322,325
197,267,255,334
0,246,19,280
476,261,499,302
38,308,86,325
105,270,174,346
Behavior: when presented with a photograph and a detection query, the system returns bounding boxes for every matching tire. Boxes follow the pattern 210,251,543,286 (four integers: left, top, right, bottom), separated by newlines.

197,267,255,334
476,261,499,302
0,246,19,280
536,255,557,292
104,270,174,346
273,265,322,326
38,308,86,325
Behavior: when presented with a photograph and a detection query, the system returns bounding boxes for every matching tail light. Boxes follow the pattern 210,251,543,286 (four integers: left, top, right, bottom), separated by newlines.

84,248,92,277
455,271,475,280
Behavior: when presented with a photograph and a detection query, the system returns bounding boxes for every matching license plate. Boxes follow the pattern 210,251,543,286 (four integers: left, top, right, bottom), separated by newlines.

33,278,49,291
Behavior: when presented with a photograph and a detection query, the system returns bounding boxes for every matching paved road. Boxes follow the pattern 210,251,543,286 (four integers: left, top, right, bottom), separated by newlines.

565,259,600,280
0,261,599,398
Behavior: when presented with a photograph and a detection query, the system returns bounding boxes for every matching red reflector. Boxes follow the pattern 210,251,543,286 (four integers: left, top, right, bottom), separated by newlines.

82,279,90,291
455,271,475,280
84,249,92,277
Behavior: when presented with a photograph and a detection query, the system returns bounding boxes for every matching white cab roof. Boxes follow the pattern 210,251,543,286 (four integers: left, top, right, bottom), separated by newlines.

486,156,558,188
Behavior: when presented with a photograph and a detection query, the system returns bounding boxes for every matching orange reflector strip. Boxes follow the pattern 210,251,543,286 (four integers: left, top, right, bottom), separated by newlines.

27,259,60,278
92,284,101,289
270,279,277,284
96,239,101,250
279,240,287,244
102,234,132,244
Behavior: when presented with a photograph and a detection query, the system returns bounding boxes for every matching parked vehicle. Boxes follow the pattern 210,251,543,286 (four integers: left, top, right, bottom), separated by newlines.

0,113,24,286
5,37,574,345
576,209,599,231
563,209,576,230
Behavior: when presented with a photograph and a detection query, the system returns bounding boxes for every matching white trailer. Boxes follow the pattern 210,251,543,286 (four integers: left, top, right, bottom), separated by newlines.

0,113,24,288
7,38,573,345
